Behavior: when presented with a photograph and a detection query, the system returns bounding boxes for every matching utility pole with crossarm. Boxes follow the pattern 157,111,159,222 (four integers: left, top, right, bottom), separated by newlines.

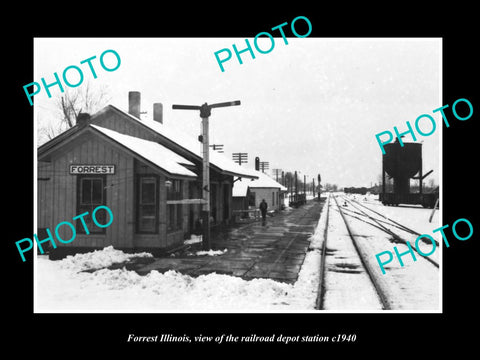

172,100,241,250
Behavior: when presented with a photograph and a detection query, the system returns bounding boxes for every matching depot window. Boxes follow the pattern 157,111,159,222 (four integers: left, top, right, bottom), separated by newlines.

137,175,159,233
77,175,106,234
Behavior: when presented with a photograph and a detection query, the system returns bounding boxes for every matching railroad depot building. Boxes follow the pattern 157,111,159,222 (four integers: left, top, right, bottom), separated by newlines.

37,92,258,259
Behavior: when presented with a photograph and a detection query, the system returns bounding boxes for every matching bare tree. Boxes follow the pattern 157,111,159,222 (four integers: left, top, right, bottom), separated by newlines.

38,121,62,142
57,89,80,128
41,81,111,141
56,81,110,129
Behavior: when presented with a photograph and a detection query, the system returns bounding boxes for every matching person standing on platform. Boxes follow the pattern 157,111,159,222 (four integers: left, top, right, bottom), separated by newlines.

259,199,268,226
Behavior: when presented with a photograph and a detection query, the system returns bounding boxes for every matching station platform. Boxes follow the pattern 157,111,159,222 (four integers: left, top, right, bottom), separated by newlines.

135,199,324,284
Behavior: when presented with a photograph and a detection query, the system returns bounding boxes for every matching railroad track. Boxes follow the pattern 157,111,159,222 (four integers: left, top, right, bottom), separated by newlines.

315,193,439,310
339,195,439,268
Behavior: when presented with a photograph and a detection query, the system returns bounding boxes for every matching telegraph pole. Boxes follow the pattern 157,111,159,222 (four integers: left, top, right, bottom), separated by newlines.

272,168,281,182
317,173,321,200
232,152,248,166
172,100,241,250
210,144,224,153
295,171,298,202
260,161,269,173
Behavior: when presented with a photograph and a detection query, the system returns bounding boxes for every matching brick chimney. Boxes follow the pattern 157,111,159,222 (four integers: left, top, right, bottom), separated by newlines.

76,112,91,127
128,91,141,119
153,103,163,124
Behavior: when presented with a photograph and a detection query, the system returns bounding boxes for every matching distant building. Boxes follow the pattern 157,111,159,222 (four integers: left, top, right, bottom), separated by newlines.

37,92,258,258
232,170,287,214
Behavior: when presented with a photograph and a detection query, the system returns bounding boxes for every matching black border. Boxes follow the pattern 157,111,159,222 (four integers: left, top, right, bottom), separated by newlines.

6,4,479,354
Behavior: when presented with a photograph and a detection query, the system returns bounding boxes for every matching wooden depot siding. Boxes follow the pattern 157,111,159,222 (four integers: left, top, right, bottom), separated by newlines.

45,132,135,250
37,161,53,230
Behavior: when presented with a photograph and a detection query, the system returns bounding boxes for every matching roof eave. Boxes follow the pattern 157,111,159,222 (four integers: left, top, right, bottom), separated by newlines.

221,170,259,179
39,125,197,180
88,126,197,179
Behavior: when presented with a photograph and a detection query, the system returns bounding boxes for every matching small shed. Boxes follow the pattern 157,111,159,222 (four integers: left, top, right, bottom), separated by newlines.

232,170,287,213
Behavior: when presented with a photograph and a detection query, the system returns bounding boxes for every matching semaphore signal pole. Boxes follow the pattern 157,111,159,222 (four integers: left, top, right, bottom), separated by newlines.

172,100,241,250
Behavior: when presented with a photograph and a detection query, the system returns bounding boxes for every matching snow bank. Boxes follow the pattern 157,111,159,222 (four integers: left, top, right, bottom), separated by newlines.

284,249,322,308
35,251,295,312
309,193,330,250
36,199,330,312
58,246,152,272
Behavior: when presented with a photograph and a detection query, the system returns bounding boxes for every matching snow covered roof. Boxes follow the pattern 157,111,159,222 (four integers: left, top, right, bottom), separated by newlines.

106,105,259,179
248,171,287,190
232,170,287,197
232,179,250,197
91,125,197,178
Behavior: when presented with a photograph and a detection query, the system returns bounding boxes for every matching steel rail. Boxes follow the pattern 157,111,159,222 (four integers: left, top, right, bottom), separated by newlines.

331,195,393,310
347,197,423,237
340,195,439,268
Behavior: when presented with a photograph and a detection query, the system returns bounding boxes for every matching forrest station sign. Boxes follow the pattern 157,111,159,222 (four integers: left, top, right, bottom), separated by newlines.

69,164,116,175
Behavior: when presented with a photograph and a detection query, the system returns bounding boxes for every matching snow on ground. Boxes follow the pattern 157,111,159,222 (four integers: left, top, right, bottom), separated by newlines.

34,194,440,312
35,251,324,312
344,192,440,236
57,246,153,272
341,192,441,264
335,192,441,311
193,249,228,256
35,219,326,312
36,258,294,312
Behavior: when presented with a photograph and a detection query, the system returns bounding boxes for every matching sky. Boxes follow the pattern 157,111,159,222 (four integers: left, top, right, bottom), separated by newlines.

34,37,441,188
